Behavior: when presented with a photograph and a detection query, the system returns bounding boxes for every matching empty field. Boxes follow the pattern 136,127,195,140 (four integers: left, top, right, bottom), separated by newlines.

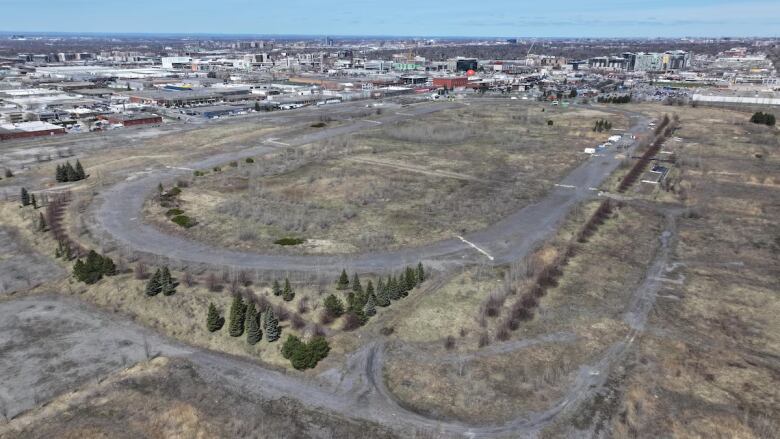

143,102,629,254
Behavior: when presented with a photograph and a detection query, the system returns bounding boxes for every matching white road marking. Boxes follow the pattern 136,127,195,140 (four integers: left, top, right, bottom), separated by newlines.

265,138,290,146
554,184,576,189
456,235,495,261
165,165,194,171
362,119,382,125
588,187,599,191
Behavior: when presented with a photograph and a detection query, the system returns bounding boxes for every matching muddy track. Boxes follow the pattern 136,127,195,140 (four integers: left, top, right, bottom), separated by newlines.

89,104,651,274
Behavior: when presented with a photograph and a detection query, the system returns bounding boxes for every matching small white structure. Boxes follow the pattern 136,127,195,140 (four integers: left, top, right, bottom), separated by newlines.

584,147,596,154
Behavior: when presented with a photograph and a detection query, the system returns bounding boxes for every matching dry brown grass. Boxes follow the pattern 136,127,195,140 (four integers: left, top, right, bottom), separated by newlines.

144,102,630,254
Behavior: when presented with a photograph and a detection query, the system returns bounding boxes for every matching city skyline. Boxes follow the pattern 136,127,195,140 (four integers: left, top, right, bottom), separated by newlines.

1,0,779,38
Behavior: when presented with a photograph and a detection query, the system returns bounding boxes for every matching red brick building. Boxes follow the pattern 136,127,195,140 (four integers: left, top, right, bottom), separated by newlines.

102,114,162,127
432,77,468,89
0,121,66,141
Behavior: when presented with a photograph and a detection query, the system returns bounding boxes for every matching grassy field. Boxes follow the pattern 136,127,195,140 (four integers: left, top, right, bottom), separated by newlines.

144,102,629,254
569,105,780,438
382,200,665,423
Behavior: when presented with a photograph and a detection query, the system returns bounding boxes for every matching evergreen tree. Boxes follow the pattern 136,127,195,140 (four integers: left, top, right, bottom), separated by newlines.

20,187,30,206
228,295,247,337
323,294,344,317
75,160,86,180
387,275,400,300
264,307,281,342
206,302,225,332
30,193,37,209
405,266,417,291
245,303,262,344
38,212,47,232
145,269,162,296
336,269,349,290
65,162,78,182
346,291,357,313
254,101,261,112
365,280,374,300
351,273,362,293
272,279,282,296
282,278,294,301
56,164,66,182
417,262,425,284
160,266,176,296
73,250,116,284
365,293,376,316
375,281,391,307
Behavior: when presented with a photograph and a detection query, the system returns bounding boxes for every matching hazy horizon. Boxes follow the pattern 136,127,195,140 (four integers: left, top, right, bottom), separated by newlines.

1,0,778,38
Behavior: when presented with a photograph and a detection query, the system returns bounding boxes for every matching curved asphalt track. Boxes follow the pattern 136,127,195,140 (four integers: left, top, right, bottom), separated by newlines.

93,102,649,273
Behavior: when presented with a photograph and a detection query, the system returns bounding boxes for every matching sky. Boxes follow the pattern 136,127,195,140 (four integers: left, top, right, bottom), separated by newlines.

1,0,778,37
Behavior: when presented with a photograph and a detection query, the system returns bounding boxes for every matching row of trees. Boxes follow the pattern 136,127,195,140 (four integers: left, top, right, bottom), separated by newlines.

73,250,117,284
597,95,631,104
750,111,776,126
208,295,282,344
19,187,40,208
593,119,613,132
55,160,87,183
327,264,426,329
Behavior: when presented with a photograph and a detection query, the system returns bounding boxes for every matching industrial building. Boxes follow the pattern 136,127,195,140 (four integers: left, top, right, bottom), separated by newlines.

0,121,66,141
100,113,163,127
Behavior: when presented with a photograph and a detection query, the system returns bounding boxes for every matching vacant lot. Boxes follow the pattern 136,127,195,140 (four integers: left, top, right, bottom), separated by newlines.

0,356,399,439
550,105,780,438
383,201,665,423
145,102,629,254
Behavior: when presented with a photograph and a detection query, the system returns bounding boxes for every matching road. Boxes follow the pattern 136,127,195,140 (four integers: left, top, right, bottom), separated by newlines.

91,103,650,273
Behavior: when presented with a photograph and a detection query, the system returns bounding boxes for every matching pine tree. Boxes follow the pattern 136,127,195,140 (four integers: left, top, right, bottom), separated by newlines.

38,212,47,232
160,266,176,296
417,262,425,284
75,160,86,180
56,164,66,182
245,303,262,344
20,187,30,206
228,295,247,337
323,294,344,317
30,193,37,209
65,162,78,182
264,308,281,342
387,275,400,300
206,302,224,332
365,280,375,300
282,278,294,301
272,279,282,296
405,266,417,291
375,281,390,307
336,269,349,290
365,293,376,316
351,273,362,293
145,269,162,296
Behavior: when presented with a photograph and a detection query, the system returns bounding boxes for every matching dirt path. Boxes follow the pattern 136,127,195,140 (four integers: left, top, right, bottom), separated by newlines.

0,211,677,436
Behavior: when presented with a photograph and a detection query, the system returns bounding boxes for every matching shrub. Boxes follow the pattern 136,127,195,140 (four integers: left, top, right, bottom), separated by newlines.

282,335,330,370
194,170,205,177
167,187,182,196
310,122,327,128
72,250,117,284
165,208,184,217
171,215,197,228
245,157,255,163
213,166,221,172
750,111,776,126
274,237,305,246
547,120,554,126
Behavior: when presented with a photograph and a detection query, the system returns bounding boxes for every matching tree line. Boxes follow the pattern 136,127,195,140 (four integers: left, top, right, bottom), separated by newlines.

55,160,87,183
597,95,631,104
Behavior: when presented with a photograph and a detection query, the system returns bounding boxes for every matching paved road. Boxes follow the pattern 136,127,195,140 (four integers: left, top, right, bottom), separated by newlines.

92,103,650,273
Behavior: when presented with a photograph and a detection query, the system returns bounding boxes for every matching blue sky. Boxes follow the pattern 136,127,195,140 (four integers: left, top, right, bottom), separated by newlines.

1,0,778,37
